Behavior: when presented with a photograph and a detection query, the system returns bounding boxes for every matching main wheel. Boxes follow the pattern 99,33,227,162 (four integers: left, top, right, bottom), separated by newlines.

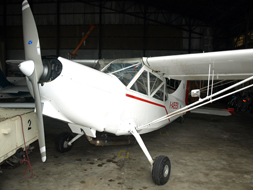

55,132,74,153
152,155,171,185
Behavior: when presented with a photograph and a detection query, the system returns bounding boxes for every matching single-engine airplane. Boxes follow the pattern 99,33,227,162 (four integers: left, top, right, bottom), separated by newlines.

0,68,30,99
3,0,253,185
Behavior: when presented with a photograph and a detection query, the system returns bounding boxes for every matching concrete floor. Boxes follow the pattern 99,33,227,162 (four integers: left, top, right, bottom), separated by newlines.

0,112,253,190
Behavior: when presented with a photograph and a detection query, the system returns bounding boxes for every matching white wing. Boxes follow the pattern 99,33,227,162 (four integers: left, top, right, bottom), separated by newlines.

144,49,253,80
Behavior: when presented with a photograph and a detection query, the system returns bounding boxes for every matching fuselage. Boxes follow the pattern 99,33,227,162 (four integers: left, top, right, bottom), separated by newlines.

35,57,186,136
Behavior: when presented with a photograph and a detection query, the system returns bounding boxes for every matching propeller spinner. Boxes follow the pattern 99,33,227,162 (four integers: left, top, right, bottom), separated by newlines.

20,0,46,162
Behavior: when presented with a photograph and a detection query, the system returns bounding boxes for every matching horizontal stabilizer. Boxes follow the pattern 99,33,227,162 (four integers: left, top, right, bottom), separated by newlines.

191,107,234,116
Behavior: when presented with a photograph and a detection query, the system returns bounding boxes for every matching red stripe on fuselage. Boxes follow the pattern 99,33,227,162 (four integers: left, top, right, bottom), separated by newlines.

126,94,170,121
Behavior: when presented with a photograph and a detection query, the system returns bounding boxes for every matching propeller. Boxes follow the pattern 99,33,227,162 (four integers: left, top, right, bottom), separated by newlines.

19,0,46,162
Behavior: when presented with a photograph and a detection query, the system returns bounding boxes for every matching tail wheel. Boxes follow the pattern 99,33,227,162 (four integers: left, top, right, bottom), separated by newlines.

152,155,171,185
55,132,74,153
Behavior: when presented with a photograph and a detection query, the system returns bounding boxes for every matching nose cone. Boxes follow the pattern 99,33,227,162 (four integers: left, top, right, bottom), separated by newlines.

19,60,35,77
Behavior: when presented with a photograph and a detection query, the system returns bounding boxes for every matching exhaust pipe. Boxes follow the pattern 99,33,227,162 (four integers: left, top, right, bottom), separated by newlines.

85,135,136,147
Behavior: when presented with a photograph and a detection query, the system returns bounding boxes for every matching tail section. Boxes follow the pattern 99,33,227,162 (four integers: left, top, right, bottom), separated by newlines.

0,69,13,89
169,80,189,106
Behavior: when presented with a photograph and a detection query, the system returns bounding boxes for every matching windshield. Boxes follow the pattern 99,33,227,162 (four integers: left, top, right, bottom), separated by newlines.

102,58,142,86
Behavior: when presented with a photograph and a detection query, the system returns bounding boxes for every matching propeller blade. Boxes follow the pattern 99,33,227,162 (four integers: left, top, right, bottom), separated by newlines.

21,0,46,162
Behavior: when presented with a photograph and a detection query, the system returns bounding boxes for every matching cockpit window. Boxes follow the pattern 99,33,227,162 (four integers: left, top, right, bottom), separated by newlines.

130,70,148,95
102,58,142,86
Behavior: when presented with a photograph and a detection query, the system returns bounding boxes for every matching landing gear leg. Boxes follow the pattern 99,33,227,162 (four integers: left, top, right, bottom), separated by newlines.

129,128,171,185
129,128,153,165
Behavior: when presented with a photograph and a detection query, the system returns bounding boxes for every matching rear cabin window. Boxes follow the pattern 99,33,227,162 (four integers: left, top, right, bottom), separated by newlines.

153,84,165,101
166,79,181,94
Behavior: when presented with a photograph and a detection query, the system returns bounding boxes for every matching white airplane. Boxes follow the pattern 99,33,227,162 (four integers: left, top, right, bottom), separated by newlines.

6,0,253,185
0,68,30,99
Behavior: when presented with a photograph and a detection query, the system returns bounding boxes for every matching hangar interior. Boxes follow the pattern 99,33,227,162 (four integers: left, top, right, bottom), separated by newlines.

1,0,253,190
1,0,253,74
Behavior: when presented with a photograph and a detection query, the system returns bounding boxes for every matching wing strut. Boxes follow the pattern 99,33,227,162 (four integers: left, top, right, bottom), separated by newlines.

138,75,253,130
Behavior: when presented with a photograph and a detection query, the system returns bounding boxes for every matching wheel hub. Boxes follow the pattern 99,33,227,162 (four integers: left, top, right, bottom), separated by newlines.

163,165,169,177
63,141,69,148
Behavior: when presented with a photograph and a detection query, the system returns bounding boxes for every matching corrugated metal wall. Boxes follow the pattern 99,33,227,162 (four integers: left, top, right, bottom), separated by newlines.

2,1,204,60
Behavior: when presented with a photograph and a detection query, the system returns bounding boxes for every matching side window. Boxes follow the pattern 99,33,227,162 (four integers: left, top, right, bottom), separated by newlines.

150,73,166,101
153,84,164,101
166,78,181,94
150,73,163,95
130,69,166,101
130,71,148,95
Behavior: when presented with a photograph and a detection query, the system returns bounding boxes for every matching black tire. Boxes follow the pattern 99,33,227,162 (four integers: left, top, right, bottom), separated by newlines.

152,155,171,185
55,132,74,153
